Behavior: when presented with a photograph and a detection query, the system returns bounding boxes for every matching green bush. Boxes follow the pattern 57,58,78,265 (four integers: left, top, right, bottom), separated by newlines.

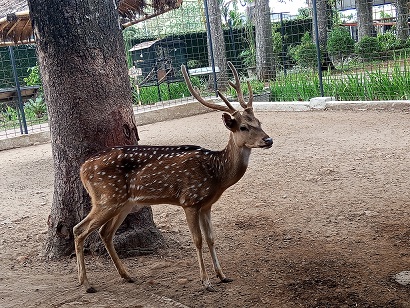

239,49,256,67
288,32,318,69
24,65,42,87
25,95,47,119
272,31,283,67
326,27,355,61
355,36,381,61
377,31,398,51
133,77,202,105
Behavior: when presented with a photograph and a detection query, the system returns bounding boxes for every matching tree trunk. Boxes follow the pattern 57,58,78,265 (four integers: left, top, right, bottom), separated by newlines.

205,0,228,89
356,0,375,41
312,0,335,70
396,0,409,41
28,0,163,258
254,0,275,80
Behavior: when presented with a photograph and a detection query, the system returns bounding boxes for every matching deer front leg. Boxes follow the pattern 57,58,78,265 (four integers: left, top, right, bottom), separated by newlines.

199,208,233,284
73,205,123,293
99,205,134,283
73,215,100,293
184,207,215,291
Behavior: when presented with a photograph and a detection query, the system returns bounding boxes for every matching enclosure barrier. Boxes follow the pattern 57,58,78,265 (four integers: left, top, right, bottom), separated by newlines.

1,0,409,139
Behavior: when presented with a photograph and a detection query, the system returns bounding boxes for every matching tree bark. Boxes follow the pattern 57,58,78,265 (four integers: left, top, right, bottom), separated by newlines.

205,0,228,89
396,0,409,41
356,0,375,41
254,0,275,80
312,0,335,70
28,0,163,258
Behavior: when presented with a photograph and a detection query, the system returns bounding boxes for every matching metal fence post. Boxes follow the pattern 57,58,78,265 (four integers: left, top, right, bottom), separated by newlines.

9,46,28,134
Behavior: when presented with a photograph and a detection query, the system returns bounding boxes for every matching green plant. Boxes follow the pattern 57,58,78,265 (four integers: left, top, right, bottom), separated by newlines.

227,79,266,98
288,32,319,69
239,49,256,67
134,77,203,105
240,20,256,68
187,59,202,69
272,31,283,67
355,36,381,61
270,71,321,101
326,27,355,62
24,65,42,87
377,31,398,52
3,106,18,122
25,95,47,119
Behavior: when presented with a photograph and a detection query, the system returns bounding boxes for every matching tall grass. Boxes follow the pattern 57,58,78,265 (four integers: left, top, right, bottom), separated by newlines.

271,58,410,101
327,62,410,101
132,58,410,104
270,71,321,101
132,76,202,105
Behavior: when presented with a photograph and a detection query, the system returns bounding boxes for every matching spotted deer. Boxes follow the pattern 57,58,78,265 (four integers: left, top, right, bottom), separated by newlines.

73,62,273,293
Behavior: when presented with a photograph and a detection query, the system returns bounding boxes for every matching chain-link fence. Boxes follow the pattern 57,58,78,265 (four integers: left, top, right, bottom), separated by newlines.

1,0,409,139
0,45,47,139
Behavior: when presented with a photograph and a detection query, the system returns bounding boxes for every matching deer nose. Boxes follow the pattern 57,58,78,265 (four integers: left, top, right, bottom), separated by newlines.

263,137,273,148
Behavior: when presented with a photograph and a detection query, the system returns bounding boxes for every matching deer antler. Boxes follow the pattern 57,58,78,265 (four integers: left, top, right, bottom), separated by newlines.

226,61,253,109
181,64,237,114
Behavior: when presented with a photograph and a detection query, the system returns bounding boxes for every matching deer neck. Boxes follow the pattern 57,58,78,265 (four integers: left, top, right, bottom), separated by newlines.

218,133,251,189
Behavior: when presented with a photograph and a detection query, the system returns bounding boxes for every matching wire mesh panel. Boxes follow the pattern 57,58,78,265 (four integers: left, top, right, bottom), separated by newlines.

269,0,410,101
0,45,47,140
1,0,409,139
123,0,410,105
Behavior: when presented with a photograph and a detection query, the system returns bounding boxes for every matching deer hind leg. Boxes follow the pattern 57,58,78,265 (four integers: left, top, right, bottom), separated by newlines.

199,208,233,284
183,207,214,291
73,205,122,293
98,204,134,283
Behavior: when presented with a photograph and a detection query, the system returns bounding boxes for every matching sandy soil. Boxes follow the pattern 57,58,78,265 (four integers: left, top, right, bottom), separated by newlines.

1,110,410,308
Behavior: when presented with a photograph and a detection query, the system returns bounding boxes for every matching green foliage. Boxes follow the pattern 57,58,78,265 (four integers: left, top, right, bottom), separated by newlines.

270,72,321,101
272,31,282,58
239,49,256,67
326,65,410,100
132,77,202,105
25,95,47,119
377,31,400,52
228,9,244,28
288,32,318,69
270,58,410,101
227,79,266,98
355,36,381,61
3,106,18,122
240,21,256,68
22,65,46,119
326,27,355,60
187,59,202,69
297,7,311,19
23,65,42,87
379,11,392,19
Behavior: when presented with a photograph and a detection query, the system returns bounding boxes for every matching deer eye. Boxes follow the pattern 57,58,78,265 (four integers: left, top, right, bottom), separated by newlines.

239,125,249,131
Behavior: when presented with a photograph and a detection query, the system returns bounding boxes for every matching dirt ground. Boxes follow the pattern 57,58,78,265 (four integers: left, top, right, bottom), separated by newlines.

1,110,410,308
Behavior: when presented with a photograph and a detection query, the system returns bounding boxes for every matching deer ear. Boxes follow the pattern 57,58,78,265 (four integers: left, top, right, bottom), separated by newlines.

222,113,237,130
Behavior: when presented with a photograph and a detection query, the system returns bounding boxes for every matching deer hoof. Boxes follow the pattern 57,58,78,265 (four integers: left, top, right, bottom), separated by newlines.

203,280,217,292
86,286,97,293
220,277,233,283
205,285,217,292
125,277,135,283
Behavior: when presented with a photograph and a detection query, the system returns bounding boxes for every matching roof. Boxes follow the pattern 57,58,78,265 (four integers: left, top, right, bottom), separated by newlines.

129,38,186,51
0,0,182,46
129,39,161,51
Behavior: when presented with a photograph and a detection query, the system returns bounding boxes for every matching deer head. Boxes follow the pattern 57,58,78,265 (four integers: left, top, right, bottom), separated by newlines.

181,62,273,150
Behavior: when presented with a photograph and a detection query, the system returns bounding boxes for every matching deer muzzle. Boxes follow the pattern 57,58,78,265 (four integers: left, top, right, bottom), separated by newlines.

262,137,273,149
